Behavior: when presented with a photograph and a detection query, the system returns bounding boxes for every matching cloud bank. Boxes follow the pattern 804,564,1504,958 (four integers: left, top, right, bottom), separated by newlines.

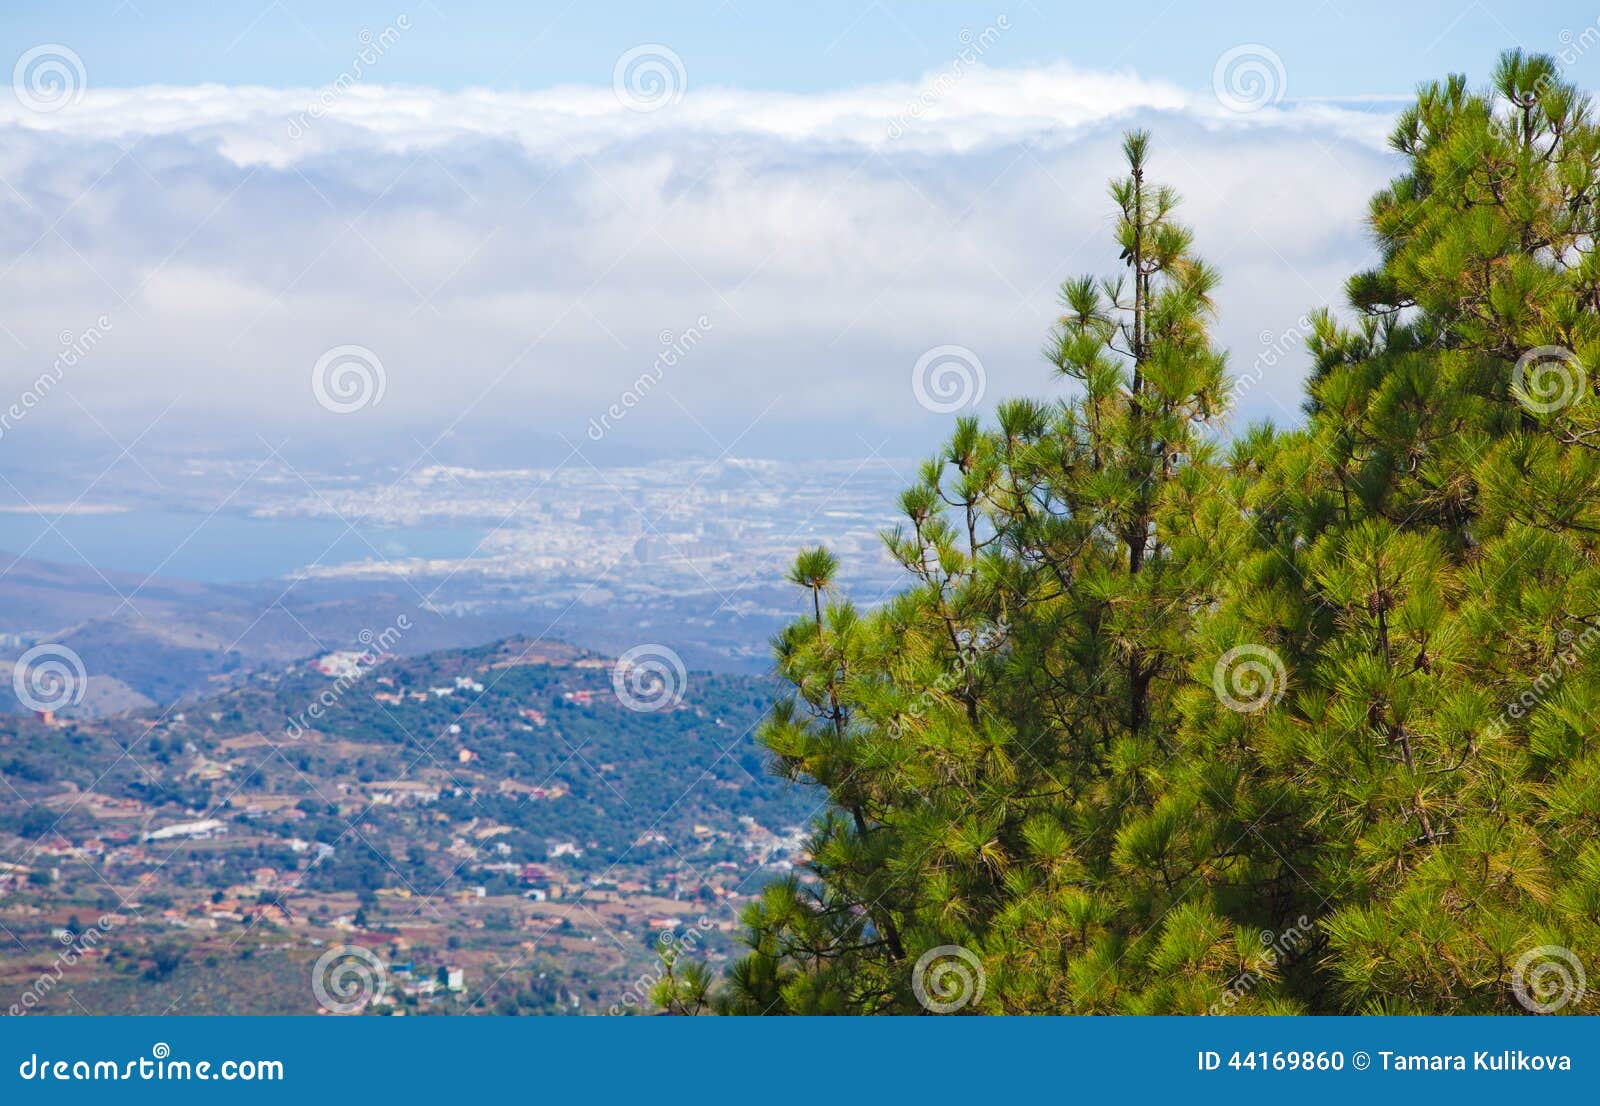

0,60,1401,465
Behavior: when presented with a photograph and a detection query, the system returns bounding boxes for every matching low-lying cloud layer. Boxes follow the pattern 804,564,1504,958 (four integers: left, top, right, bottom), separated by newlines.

0,60,1400,465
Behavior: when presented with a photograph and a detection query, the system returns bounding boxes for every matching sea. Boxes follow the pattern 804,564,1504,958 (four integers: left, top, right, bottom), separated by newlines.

0,507,486,584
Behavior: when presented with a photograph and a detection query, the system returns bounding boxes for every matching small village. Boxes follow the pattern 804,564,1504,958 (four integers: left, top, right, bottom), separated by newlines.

0,636,812,1014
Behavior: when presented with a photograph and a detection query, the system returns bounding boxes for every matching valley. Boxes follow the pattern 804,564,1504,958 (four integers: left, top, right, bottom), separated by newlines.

0,633,816,1015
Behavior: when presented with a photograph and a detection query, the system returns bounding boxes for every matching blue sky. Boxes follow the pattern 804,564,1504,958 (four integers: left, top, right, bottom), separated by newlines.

1,1,1596,465
0,0,1588,97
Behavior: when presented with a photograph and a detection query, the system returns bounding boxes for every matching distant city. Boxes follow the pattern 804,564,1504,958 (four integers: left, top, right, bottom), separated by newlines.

251,456,910,604
0,453,917,719
3,452,910,599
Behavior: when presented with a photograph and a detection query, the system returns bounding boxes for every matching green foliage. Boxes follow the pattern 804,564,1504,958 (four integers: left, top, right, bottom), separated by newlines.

701,127,1262,1016
687,51,1600,1016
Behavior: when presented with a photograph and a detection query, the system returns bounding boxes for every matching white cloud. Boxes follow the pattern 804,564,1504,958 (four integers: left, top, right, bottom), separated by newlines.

0,62,1393,162
0,63,1400,462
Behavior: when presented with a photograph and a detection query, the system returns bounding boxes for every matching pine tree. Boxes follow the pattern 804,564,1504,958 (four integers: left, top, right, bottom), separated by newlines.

674,50,1600,1018
1266,50,1600,1014
1168,50,1600,1014
710,132,1263,1015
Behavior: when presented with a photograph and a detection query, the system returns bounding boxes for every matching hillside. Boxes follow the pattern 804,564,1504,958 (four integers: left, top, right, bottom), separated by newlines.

0,634,809,1014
